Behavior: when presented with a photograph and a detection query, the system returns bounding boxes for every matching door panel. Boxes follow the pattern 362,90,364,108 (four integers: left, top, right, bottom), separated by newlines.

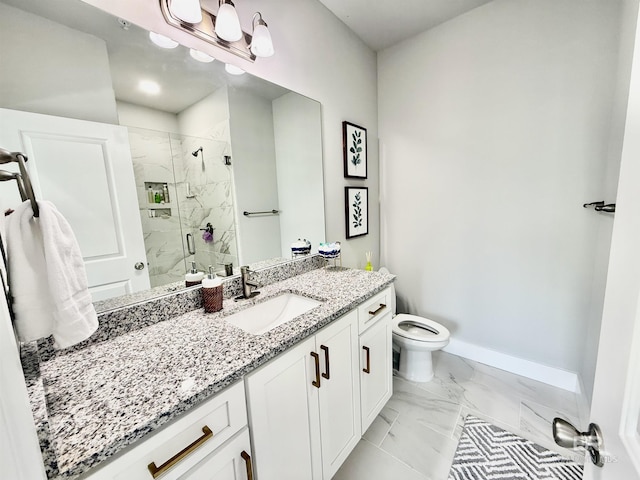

245,337,322,480
0,108,150,300
585,7,640,479
359,314,392,432
315,310,361,479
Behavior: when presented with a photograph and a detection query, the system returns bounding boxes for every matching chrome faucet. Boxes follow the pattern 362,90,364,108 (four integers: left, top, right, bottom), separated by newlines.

237,266,260,300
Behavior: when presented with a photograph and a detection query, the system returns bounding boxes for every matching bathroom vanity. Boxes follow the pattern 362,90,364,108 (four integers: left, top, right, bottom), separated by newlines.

22,260,394,480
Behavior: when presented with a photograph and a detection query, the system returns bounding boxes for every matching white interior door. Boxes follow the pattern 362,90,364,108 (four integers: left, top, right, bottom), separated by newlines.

584,10,640,479
0,108,150,301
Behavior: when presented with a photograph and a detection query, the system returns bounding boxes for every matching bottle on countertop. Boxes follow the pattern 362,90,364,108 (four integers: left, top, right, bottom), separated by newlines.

185,261,205,287
202,265,223,313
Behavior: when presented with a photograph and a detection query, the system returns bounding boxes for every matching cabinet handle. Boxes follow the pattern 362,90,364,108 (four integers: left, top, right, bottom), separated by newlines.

368,303,386,318
147,425,213,478
311,351,321,388
320,345,330,380
362,346,371,374
241,450,254,480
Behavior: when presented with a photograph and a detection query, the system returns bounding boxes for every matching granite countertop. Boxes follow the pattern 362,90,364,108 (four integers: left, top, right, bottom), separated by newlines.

25,267,394,479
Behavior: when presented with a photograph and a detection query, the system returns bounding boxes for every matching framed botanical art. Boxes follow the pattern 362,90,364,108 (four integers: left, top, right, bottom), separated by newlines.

345,187,368,238
343,121,367,179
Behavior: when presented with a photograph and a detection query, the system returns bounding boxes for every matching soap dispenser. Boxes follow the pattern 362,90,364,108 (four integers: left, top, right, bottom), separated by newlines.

202,265,223,313
185,261,205,287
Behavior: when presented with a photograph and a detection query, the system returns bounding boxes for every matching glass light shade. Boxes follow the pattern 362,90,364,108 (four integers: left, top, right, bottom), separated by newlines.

224,63,245,75
215,2,243,42
169,0,202,24
149,32,179,49
250,23,274,57
189,49,215,63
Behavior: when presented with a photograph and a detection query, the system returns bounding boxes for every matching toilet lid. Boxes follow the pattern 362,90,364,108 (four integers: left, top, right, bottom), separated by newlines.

393,314,450,342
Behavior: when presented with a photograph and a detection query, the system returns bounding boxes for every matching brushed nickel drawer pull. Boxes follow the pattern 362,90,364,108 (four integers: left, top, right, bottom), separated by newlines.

363,346,371,374
311,351,321,388
320,345,330,380
147,425,213,478
368,303,386,317
241,450,254,480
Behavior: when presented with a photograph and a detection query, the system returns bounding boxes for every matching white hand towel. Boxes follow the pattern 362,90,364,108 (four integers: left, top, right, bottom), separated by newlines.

5,200,98,349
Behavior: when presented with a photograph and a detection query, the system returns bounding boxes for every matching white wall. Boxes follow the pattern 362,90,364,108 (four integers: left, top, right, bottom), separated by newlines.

116,101,179,133
81,0,379,269
0,3,118,124
379,0,626,378
273,93,325,256
228,88,281,264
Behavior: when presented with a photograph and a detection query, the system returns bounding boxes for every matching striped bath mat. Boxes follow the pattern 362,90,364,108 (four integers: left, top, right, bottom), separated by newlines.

448,415,583,479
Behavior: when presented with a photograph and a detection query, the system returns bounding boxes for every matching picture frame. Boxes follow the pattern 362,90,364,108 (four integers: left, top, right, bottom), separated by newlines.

345,186,368,238
343,121,367,179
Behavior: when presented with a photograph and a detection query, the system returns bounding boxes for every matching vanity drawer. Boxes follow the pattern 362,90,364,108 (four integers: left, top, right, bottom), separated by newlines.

357,287,391,334
88,382,247,480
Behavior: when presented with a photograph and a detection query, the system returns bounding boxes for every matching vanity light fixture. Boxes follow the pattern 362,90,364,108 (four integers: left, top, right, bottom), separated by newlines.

159,0,274,62
189,48,215,63
224,63,245,75
250,13,274,58
149,31,179,49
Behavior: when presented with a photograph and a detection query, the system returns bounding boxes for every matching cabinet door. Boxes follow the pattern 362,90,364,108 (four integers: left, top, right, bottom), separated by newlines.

179,429,252,480
359,314,393,432
315,310,361,480
245,336,322,480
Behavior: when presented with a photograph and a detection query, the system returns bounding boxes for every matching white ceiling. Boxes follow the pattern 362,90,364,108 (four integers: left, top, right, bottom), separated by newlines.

317,0,494,51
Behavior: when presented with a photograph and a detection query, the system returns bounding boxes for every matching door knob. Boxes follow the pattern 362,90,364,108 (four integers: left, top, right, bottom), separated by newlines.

552,417,604,467
134,262,145,270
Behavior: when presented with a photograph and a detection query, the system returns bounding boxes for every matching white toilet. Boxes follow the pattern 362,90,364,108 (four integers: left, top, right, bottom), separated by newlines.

380,268,451,382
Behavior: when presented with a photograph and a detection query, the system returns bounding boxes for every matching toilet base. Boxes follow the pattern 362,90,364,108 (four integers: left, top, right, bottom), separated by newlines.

397,347,434,383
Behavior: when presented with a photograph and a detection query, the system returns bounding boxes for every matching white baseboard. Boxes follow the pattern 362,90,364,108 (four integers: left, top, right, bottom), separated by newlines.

442,338,580,393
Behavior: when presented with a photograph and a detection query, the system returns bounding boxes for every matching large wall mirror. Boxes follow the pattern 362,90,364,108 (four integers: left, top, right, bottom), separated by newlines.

0,0,326,311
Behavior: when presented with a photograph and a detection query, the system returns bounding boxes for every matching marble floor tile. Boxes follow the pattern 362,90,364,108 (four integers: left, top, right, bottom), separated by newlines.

380,414,458,479
333,439,427,480
341,352,589,479
363,406,399,447
520,399,585,462
472,361,580,418
387,377,461,437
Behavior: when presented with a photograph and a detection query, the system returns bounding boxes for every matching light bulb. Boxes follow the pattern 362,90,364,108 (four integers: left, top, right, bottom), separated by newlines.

215,1,242,42
225,63,245,75
169,0,202,24
149,32,179,49
189,49,215,63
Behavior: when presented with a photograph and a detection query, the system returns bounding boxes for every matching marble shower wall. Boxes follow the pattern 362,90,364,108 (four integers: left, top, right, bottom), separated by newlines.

128,126,239,287
129,127,185,287
171,133,238,274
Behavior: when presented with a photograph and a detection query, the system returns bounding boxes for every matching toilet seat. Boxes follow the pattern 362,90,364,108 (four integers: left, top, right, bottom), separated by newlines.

393,314,450,343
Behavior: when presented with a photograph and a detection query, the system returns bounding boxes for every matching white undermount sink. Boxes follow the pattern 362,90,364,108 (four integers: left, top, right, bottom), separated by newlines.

225,293,322,335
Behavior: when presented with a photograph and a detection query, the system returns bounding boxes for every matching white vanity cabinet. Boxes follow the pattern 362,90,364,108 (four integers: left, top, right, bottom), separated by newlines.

245,309,361,480
85,382,250,480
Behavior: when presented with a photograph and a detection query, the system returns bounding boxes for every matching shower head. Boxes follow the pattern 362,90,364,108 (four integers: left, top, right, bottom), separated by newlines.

192,147,203,157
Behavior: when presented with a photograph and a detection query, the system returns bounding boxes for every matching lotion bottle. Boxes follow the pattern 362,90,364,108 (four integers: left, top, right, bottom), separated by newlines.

185,261,204,287
202,265,223,313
